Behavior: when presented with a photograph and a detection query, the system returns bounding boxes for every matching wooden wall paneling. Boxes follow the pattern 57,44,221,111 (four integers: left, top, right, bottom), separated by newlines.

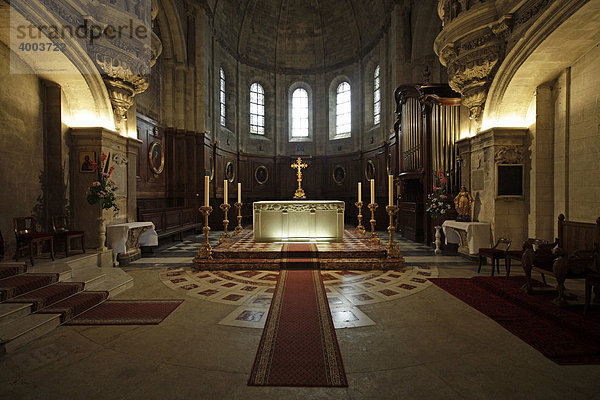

136,115,167,200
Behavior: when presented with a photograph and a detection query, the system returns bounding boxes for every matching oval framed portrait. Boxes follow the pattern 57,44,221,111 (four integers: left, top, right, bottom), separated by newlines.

365,159,376,181
225,161,235,183
148,141,164,175
254,165,269,185
209,156,215,182
332,165,346,185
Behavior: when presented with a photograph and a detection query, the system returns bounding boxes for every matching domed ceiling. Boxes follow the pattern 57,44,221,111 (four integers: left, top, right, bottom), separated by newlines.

211,0,395,73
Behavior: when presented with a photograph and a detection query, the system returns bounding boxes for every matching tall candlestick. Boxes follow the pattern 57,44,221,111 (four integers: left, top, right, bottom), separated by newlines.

388,175,393,206
204,176,209,206
223,179,228,204
237,182,241,203
358,182,362,203
370,179,375,204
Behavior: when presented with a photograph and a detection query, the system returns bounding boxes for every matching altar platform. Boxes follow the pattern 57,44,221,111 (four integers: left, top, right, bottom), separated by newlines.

192,228,404,271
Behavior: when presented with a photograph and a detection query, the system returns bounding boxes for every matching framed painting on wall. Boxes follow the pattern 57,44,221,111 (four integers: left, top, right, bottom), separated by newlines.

254,165,269,185
333,165,346,185
148,141,164,175
225,161,235,183
365,159,376,181
79,151,96,172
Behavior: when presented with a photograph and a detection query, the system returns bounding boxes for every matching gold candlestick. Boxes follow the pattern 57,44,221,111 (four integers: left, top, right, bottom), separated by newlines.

219,203,231,243
385,205,401,258
368,203,380,242
194,206,213,260
355,201,366,235
233,202,243,235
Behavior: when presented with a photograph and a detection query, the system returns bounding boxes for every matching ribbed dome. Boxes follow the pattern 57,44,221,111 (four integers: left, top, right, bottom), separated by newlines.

213,0,393,72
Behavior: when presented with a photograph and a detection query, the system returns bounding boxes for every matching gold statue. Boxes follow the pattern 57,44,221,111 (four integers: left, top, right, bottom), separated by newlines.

291,157,308,199
454,186,473,222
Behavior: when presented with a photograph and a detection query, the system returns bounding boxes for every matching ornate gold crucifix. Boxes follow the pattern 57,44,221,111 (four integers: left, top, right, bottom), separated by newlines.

291,157,308,199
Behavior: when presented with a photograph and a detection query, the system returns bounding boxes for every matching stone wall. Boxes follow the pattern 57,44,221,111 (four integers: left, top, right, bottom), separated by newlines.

566,43,600,222
0,42,44,256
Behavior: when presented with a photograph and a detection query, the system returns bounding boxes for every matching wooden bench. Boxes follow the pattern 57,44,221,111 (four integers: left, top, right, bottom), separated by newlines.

521,214,600,306
138,207,201,242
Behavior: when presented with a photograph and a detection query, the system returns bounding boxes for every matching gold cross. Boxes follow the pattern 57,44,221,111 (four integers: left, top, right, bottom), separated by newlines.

291,157,308,199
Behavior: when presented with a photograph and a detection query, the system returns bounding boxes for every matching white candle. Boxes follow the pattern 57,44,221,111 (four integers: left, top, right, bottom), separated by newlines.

370,179,375,205
388,175,393,206
358,182,362,203
223,180,228,204
237,182,241,203
204,176,209,206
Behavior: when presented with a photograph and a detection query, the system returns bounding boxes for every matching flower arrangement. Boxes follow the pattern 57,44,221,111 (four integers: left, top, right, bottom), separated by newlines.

426,170,452,218
86,153,119,212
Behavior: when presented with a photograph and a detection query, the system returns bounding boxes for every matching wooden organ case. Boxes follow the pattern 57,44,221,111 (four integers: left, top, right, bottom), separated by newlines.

393,84,461,244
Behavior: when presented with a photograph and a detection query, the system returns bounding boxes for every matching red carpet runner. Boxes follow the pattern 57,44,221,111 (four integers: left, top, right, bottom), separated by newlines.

248,270,347,387
280,243,319,269
430,276,600,365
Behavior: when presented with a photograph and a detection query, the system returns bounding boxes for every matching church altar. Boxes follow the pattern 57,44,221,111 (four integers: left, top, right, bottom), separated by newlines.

253,201,345,242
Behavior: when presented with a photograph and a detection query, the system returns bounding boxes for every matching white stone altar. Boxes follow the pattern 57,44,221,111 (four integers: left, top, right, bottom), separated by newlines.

442,220,492,256
253,201,344,242
106,221,158,265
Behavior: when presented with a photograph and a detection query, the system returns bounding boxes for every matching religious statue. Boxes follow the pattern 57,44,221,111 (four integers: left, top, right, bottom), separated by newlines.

291,157,308,199
454,186,473,222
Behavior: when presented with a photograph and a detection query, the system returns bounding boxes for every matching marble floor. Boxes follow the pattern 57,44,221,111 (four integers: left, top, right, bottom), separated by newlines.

1,231,600,400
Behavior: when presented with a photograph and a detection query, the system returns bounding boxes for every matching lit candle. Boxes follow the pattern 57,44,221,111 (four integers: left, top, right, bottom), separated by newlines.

237,182,242,203
204,176,209,206
358,182,362,203
388,175,393,206
223,179,228,204
370,179,375,205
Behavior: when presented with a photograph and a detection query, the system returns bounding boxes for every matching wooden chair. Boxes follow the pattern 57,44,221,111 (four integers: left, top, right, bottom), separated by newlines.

522,215,600,306
52,216,85,257
13,217,54,266
478,238,511,277
505,238,556,280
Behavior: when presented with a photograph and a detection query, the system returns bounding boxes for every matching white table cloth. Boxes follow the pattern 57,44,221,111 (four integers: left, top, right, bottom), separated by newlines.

442,220,492,255
106,222,158,253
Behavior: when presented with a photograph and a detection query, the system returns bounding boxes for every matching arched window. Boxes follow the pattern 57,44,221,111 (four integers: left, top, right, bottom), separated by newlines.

336,82,351,136
249,83,265,135
373,65,381,125
291,88,309,137
219,67,226,126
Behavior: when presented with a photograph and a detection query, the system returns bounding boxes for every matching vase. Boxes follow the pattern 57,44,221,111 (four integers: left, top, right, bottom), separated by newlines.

97,216,107,251
434,225,442,254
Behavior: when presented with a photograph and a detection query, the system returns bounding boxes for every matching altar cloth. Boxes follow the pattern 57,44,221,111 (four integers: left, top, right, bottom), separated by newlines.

106,222,158,254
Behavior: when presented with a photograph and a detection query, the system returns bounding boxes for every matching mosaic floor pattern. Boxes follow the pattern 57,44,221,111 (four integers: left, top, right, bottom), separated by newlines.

158,266,437,329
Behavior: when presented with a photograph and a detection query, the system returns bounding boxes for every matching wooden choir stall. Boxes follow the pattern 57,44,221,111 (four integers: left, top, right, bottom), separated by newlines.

392,84,462,245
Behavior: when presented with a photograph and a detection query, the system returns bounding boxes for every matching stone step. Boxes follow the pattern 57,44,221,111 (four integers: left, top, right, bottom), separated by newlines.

64,268,106,287
26,263,72,282
0,313,61,354
66,250,113,272
85,268,133,297
0,303,33,327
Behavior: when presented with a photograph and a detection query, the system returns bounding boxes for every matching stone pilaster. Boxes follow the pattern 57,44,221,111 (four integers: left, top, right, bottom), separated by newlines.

70,128,130,249
457,128,528,244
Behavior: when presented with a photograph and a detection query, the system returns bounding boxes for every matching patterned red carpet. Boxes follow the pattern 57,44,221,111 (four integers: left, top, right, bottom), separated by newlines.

430,276,600,364
64,299,184,325
280,243,319,269
248,270,347,387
